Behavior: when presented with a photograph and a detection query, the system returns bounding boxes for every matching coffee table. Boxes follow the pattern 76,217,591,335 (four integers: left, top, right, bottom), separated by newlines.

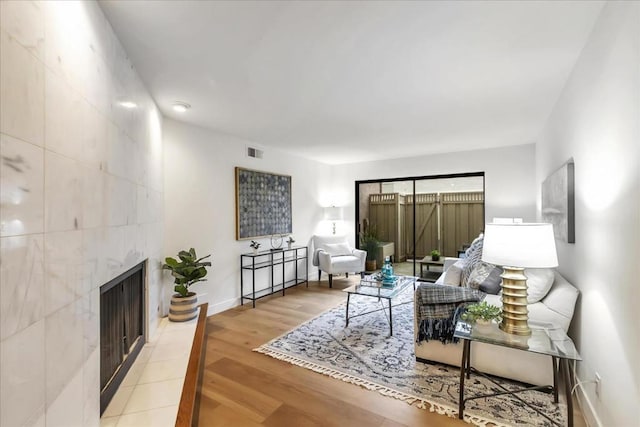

454,320,581,427
342,275,417,336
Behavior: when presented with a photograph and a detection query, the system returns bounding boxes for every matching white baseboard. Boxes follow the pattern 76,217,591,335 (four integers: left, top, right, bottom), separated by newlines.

207,296,241,316
576,379,603,427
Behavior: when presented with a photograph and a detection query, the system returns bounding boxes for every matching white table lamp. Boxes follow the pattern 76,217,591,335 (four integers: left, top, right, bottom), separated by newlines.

482,223,558,335
324,206,344,235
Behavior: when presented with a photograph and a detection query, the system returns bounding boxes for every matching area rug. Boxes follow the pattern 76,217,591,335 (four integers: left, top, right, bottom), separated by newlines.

254,287,566,427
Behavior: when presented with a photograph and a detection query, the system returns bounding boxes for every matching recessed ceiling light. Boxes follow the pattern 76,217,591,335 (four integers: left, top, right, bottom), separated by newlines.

172,102,191,113
119,101,137,109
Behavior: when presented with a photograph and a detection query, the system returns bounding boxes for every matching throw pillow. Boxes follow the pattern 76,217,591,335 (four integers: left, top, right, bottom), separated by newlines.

525,268,555,303
466,261,499,291
461,234,484,286
443,259,466,286
479,265,503,295
464,234,484,259
323,242,353,257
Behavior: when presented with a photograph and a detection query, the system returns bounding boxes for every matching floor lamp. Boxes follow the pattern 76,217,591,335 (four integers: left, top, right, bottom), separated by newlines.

481,223,558,336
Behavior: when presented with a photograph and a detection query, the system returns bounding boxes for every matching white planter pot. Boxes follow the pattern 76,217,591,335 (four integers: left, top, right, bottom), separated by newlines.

168,292,198,322
473,319,495,333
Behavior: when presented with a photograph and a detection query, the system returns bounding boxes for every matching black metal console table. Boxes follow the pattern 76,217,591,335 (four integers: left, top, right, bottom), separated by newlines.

240,246,308,308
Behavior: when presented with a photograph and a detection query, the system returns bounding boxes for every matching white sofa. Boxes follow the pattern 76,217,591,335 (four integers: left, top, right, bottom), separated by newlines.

414,257,579,386
311,235,366,288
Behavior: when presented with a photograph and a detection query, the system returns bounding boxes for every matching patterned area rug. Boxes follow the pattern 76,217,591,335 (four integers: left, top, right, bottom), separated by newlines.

254,287,566,427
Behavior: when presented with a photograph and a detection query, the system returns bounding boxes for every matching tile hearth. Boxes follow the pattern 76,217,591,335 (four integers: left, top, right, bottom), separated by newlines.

100,315,198,427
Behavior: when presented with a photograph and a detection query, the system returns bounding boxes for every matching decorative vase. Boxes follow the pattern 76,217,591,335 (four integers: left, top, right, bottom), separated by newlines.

252,248,258,255
287,242,292,249
168,292,198,322
365,260,377,271
431,255,440,261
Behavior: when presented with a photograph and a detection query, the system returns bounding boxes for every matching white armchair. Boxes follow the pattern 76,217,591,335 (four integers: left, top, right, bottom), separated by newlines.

311,235,366,288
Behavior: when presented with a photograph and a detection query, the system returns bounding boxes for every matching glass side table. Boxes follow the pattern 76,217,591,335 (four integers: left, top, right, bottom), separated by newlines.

454,320,582,427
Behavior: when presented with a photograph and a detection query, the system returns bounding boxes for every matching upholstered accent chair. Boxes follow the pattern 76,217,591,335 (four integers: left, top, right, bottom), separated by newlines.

311,235,366,287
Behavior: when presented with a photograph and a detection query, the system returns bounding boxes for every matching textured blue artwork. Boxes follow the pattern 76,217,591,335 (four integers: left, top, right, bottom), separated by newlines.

236,167,292,239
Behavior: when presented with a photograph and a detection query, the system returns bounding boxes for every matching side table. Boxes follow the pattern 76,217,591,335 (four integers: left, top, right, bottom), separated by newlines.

454,320,581,427
418,256,445,278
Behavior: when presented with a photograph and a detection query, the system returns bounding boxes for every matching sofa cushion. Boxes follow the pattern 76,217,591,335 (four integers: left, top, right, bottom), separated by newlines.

461,234,484,286
479,267,503,294
540,272,579,331
464,261,503,294
466,261,495,289
525,268,555,303
443,259,465,286
323,242,352,257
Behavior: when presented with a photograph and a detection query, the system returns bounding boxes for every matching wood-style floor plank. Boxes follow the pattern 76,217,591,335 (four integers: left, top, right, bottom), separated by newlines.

198,278,584,427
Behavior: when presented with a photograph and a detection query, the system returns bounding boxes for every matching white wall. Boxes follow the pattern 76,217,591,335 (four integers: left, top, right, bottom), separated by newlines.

535,2,639,426
163,119,332,314
0,2,164,426
331,144,537,236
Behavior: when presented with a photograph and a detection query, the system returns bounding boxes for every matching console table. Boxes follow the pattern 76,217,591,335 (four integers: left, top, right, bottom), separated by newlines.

240,246,308,308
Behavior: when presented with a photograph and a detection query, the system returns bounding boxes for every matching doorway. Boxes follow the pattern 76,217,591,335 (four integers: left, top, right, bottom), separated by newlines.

355,173,485,281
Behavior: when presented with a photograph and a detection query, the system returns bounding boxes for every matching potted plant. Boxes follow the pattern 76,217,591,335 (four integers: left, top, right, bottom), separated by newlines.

430,249,441,261
287,236,295,249
250,240,261,254
360,227,380,271
461,301,502,330
162,248,211,322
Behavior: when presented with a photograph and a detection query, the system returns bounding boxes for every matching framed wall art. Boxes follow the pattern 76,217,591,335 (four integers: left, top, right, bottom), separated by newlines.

541,159,575,243
235,167,292,240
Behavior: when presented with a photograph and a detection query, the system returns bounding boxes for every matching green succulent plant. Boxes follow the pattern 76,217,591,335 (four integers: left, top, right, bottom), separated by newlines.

461,301,502,323
162,248,212,297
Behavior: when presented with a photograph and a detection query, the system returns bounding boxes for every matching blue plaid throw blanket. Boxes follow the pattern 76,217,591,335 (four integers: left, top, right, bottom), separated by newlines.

415,283,485,344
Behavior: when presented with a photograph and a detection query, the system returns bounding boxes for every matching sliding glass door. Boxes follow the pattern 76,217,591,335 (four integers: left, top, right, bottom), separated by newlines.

356,173,484,281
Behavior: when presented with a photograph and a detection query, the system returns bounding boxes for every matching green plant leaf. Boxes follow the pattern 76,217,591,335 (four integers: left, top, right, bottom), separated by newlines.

174,284,189,297
163,257,179,267
196,254,212,263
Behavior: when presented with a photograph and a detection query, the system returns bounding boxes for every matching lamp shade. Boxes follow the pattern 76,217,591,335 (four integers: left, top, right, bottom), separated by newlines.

482,223,558,268
324,206,343,221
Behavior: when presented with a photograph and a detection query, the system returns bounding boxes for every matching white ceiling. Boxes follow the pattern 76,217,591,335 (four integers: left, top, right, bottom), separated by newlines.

99,0,604,165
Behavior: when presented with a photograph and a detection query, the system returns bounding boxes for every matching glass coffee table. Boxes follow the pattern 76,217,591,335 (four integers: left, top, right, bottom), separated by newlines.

454,320,582,427
342,275,417,336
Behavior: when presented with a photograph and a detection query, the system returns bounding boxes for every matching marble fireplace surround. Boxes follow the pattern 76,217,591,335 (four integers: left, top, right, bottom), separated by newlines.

0,2,165,426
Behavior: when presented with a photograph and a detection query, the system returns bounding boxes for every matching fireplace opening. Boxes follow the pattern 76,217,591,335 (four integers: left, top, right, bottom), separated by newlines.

100,261,146,414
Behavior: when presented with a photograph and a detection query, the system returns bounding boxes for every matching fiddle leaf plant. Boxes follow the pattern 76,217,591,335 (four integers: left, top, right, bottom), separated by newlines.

162,248,212,297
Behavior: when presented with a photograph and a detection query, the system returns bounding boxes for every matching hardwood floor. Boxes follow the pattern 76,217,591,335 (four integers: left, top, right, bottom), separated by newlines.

198,277,585,427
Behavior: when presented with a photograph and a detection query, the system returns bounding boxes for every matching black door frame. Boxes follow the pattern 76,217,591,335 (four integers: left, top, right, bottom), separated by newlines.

355,172,485,279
